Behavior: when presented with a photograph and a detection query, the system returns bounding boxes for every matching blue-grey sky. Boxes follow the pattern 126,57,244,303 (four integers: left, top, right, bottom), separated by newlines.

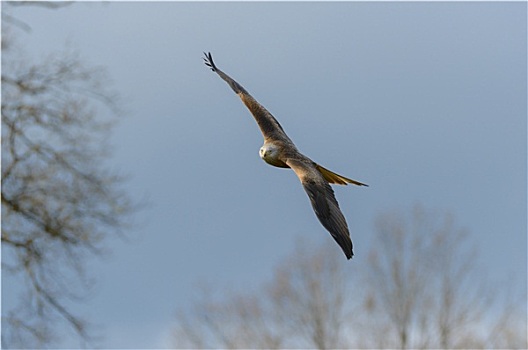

3,2,526,348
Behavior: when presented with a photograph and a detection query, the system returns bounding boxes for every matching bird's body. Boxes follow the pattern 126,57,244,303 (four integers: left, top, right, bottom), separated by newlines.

203,52,367,259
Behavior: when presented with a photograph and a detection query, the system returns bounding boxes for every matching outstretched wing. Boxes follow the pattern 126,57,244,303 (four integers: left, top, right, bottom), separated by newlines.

203,52,291,143
286,158,354,259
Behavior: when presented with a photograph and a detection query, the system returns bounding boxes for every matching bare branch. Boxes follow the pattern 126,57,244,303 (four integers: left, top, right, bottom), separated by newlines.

173,206,526,349
6,1,74,9
174,242,350,349
2,7,135,348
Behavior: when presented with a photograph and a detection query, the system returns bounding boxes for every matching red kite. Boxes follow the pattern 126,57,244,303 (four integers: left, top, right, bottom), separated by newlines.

204,52,367,259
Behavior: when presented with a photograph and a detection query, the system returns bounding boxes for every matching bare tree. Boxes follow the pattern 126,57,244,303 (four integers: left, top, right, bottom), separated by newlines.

1,6,134,348
173,206,526,349
356,205,527,349
173,241,351,349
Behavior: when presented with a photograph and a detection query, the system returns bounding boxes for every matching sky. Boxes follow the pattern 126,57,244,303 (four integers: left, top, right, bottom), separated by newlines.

2,2,527,348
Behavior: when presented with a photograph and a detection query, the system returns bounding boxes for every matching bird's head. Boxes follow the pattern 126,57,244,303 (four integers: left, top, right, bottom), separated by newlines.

259,144,278,161
259,143,288,168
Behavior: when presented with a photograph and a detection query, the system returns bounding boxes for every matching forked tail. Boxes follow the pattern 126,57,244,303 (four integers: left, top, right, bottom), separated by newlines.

316,164,368,187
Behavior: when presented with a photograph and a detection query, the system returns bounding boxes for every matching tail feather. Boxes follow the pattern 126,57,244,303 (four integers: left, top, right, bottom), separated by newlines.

316,164,368,187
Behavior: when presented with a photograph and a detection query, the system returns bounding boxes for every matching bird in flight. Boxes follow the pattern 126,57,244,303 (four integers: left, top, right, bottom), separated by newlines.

203,52,367,259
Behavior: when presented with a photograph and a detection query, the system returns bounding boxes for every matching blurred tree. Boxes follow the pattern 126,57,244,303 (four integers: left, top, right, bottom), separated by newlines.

173,206,527,349
356,205,526,349
173,242,350,349
1,4,134,348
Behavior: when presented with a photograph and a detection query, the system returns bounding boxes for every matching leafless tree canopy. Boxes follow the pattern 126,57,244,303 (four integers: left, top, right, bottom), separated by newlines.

173,206,527,349
1,8,134,348
174,242,351,349
357,205,526,349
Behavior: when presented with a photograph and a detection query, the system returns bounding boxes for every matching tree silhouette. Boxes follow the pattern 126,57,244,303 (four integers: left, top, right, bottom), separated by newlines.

173,206,526,349
357,205,525,349
2,5,134,348
174,242,350,349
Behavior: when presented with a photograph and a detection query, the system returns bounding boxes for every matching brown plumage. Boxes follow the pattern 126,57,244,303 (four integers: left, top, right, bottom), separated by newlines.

203,52,367,259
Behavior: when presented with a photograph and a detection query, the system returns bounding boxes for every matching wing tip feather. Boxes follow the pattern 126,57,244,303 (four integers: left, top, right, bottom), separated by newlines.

203,51,217,71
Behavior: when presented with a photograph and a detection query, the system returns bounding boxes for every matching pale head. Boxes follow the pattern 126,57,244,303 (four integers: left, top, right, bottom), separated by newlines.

259,144,278,160
259,143,287,168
